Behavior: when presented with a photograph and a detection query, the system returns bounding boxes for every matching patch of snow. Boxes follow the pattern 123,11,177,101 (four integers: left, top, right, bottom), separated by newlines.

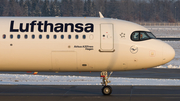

0,74,180,86
155,65,180,69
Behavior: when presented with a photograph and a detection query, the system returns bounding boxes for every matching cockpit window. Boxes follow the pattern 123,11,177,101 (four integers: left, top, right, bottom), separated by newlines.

140,32,149,40
132,32,139,41
131,31,156,41
146,32,156,39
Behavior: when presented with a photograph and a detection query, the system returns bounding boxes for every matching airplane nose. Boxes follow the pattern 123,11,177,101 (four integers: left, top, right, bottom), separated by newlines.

162,44,175,64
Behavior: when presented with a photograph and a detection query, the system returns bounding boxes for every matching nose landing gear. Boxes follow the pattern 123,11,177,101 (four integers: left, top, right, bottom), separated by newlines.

100,71,113,95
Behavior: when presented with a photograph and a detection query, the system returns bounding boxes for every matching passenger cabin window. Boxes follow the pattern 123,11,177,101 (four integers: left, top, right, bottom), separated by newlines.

54,35,57,39
75,35,79,39
83,35,86,39
24,34,28,39
32,34,35,39
39,35,42,39
3,34,6,39
61,35,64,39
10,34,13,39
131,31,156,41
68,35,71,39
17,34,20,39
46,35,49,39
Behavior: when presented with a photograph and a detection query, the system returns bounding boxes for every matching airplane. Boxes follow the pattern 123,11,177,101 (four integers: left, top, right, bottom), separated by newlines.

0,12,175,95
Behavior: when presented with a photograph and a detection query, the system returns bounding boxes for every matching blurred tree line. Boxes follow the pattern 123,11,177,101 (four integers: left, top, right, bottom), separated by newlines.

0,0,180,22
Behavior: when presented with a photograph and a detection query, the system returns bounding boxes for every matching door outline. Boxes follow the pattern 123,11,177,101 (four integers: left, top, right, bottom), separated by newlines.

99,23,115,52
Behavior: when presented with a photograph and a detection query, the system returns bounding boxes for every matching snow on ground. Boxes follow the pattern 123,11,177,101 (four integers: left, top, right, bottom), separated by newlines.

155,65,180,69
0,74,180,86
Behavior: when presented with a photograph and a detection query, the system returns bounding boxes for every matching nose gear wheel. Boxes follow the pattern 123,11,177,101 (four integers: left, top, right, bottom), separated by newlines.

102,86,112,95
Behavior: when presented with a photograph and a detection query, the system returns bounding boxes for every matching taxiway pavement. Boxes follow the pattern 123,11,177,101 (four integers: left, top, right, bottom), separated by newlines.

0,85,180,101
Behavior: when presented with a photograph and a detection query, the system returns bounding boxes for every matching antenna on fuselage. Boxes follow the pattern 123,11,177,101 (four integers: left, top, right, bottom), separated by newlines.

99,12,104,18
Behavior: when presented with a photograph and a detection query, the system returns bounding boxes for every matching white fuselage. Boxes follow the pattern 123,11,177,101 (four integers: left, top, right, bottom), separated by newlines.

0,17,175,72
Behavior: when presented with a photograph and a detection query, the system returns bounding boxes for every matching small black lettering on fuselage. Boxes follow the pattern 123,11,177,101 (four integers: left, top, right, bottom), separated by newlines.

10,20,94,33
74,45,94,51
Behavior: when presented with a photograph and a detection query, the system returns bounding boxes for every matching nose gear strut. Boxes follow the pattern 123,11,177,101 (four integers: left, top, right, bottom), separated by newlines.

100,71,113,95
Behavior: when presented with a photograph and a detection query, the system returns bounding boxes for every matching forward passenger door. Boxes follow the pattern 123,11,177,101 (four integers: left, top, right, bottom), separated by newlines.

100,23,114,52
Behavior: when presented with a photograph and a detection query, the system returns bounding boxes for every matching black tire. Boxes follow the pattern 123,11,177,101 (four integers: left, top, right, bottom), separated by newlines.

102,86,112,95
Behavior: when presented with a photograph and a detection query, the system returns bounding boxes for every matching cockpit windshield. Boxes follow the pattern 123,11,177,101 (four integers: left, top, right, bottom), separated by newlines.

131,31,156,41
146,32,156,39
